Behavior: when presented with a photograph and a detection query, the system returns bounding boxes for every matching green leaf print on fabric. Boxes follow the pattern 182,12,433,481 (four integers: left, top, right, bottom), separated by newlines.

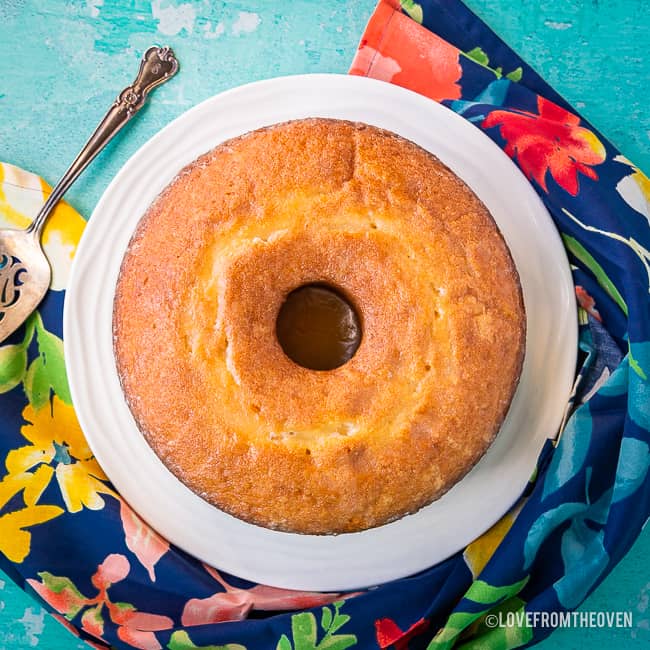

505,68,523,83
462,47,522,82
0,342,28,392
277,601,357,650
277,636,293,650
167,630,246,650
0,312,34,393
456,597,533,650
561,234,628,316
24,356,50,409
427,578,529,649
465,47,489,66
564,207,650,311
321,606,333,631
34,572,87,620
400,0,424,23
465,578,529,606
15,311,72,408
629,348,648,381
429,612,481,650
33,312,71,405
33,313,71,402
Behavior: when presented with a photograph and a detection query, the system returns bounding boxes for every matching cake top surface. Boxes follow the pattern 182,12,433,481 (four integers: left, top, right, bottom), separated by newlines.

113,118,525,534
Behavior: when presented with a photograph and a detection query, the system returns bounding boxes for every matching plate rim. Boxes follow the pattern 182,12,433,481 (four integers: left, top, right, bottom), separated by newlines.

64,72,577,591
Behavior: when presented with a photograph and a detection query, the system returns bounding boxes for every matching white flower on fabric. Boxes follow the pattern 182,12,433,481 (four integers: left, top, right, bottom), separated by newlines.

0,162,85,291
615,155,650,226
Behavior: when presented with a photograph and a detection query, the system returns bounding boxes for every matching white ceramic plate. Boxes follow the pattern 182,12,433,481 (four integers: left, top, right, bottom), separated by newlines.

64,74,577,591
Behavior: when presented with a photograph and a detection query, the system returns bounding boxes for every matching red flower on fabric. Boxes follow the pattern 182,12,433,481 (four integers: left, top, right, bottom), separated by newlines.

575,286,602,322
482,97,606,196
349,0,462,102
375,616,430,649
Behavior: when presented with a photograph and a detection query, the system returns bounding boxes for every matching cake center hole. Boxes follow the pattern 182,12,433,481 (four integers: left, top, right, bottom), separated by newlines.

276,283,362,371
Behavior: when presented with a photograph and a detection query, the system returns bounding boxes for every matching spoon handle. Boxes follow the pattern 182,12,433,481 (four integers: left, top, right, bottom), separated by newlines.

27,45,179,238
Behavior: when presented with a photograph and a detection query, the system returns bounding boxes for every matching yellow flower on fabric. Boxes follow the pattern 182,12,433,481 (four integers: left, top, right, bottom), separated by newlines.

0,469,63,562
56,461,112,512
6,396,115,513
463,501,525,578
0,162,86,290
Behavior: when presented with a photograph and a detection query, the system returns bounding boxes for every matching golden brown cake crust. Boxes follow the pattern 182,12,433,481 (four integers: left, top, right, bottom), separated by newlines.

113,118,525,534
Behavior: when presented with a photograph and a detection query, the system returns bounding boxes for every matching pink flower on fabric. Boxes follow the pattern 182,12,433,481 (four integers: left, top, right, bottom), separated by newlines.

92,553,130,589
119,499,170,582
181,564,357,626
28,553,172,649
112,610,174,650
52,614,107,650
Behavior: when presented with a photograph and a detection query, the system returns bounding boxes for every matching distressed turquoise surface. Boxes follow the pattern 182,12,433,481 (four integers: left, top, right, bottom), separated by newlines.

0,1,648,648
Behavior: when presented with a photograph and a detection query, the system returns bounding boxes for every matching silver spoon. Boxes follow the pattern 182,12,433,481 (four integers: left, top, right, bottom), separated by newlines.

0,45,179,344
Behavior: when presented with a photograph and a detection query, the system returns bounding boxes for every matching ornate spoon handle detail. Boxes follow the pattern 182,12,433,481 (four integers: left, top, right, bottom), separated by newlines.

27,46,179,238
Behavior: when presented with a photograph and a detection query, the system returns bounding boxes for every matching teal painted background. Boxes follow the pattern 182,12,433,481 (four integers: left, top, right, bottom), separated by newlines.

0,0,648,647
